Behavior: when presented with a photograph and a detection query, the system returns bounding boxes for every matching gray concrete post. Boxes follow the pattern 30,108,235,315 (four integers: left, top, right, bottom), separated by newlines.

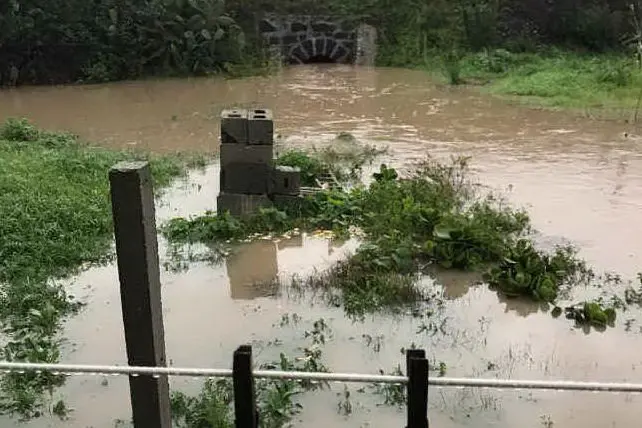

109,161,171,428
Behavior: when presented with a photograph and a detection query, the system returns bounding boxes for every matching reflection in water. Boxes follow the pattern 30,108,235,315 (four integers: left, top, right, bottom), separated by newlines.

430,268,544,318
277,234,304,250
225,235,345,299
226,240,279,299
2,65,642,427
496,292,546,318
429,268,482,300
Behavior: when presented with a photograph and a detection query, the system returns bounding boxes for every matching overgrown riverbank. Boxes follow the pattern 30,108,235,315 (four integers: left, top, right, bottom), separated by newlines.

3,1,640,96
420,49,642,115
0,118,207,418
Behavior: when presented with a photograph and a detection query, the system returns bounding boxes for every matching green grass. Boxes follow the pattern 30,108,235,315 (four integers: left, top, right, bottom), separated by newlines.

487,56,642,110
0,118,208,418
424,49,642,113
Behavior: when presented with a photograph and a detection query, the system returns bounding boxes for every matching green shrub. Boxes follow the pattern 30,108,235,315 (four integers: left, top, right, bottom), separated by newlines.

0,0,247,85
595,63,633,87
0,119,39,142
483,240,586,302
275,149,327,187
165,153,545,315
561,301,617,328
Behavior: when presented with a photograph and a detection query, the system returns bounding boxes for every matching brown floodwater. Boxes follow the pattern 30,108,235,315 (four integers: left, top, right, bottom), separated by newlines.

2,65,642,427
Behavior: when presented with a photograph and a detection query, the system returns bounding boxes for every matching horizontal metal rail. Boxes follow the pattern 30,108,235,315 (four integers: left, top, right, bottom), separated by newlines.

0,362,641,393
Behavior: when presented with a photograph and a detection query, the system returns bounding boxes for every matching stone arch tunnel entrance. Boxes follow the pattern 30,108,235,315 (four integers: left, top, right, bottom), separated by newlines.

258,14,376,65
287,36,353,64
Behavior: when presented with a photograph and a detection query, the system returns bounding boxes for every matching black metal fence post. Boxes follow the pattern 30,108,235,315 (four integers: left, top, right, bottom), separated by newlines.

406,349,429,428
233,345,258,428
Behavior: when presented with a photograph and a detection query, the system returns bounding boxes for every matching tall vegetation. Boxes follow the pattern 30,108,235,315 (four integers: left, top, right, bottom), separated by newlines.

0,0,255,85
1,0,640,86
242,0,638,63
164,152,585,316
331,0,638,66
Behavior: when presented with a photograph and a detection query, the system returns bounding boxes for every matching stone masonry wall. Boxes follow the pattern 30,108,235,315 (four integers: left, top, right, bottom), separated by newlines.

258,14,357,64
355,24,378,66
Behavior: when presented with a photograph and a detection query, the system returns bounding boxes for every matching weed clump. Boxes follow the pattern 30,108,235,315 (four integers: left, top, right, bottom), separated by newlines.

276,149,327,187
171,318,331,428
300,257,421,315
483,240,587,302
276,141,387,186
624,274,642,307
563,301,617,329
165,152,562,316
0,118,40,142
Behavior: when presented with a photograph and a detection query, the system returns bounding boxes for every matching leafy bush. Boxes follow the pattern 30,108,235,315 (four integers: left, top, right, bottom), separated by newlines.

483,240,586,302
163,211,244,242
165,153,545,314
275,142,386,187
135,0,243,76
0,0,246,86
560,301,617,328
0,118,39,142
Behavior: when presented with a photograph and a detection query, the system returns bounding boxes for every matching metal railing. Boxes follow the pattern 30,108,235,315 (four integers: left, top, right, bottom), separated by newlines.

0,361,641,393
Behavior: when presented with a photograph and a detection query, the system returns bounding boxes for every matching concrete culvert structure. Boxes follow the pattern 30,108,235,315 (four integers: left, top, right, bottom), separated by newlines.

260,14,362,65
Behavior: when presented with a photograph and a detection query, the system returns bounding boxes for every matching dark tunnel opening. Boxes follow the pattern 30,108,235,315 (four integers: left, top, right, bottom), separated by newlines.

288,54,337,65
286,37,354,65
304,55,336,64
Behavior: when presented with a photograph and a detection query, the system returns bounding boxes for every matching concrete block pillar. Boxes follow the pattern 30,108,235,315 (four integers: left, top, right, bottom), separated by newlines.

248,109,274,145
217,107,303,218
221,109,249,144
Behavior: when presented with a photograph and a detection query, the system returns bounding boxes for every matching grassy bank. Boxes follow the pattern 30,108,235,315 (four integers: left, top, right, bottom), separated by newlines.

422,49,642,115
0,118,207,418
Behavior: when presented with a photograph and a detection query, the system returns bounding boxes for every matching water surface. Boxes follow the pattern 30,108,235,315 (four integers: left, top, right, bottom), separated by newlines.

1,65,641,427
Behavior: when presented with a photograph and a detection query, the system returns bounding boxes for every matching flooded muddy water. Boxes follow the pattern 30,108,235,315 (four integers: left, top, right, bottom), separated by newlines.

2,65,642,427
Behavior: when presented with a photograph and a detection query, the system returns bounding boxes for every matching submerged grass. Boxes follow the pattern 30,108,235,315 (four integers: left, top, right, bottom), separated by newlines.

293,258,422,315
0,118,208,418
165,148,612,320
171,318,331,428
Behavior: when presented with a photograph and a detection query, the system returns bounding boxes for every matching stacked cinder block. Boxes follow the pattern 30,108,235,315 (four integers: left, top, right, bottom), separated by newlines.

217,108,302,217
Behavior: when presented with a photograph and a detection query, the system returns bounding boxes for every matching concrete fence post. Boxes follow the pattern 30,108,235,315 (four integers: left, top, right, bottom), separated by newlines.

233,345,258,428
109,161,171,428
406,348,429,428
